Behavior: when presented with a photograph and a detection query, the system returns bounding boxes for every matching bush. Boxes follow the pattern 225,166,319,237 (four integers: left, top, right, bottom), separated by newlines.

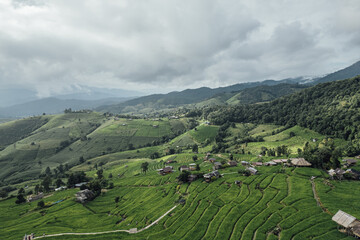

37,200,45,208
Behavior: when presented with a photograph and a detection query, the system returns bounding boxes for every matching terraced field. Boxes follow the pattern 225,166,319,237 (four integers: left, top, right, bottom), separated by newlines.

1,160,356,240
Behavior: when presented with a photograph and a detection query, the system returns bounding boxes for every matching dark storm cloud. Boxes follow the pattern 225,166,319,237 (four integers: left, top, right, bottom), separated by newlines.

0,0,359,96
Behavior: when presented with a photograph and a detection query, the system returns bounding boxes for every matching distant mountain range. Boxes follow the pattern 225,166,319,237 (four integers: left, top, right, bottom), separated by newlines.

1,60,359,118
0,97,131,118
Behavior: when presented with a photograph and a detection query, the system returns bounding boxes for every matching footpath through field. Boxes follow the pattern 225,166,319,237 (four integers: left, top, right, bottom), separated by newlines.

33,205,178,239
310,177,332,215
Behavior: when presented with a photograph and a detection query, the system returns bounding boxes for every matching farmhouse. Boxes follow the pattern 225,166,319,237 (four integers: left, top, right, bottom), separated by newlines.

76,189,95,203
158,166,174,175
180,165,190,172
228,161,238,167
332,210,360,238
203,170,220,182
27,193,44,202
290,158,311,167
252,162,263,166
241,161,249,166
213,162,222,170
247,167,258,175
264,161,277,166
189,163,197,171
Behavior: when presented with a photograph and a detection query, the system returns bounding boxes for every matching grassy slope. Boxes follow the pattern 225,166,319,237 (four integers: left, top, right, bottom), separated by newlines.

0,114,188,184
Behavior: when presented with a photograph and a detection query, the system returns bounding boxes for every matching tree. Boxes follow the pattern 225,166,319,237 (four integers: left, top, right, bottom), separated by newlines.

37,200,45,208
141,162,149,174
178,171,190,183
168,148,175,155
196,164,200,171
115,196,120,203
79,156,85,164
18,187,25,195
108,182,114,189
89,180,102,197
45,167,51,176
192,144,199,153
192,155,198,161
42,176,52,192
55,178,64,188
108,173,113,178
15,194,26,204
96,169,104,179
0,189,8,198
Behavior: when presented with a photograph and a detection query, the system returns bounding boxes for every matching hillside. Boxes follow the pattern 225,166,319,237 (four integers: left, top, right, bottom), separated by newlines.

208,75,360,141
0,113,191,184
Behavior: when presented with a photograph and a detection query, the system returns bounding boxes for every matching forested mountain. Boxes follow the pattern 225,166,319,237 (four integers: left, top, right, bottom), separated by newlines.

97,78,311,114
206,75,360,140
192,83,308,107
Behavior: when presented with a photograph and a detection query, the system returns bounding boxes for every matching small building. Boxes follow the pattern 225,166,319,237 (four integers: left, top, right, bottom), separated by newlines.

265,161,277,166
241,161,249,166
234,180,241,185
273,159,288,164
246,167,258,175
27,193,44,202
189,163,197,171
203,170,220,182
252,162,263,166
76,189,95,203
75,182,88,188
188,174,198,182
213,162,222,170
180,165,190,172
158,166,174,175
228,161,238,167
209,158,216,163
345,159,358,166
23,233,35,240
55,186,67,191
290,158,312,167
153,125,159,128
332,210,360,238
346,169,360,180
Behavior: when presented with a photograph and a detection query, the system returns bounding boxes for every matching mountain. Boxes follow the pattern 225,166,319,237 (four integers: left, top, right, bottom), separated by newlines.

97,77,314,114
0,97,131,118
0,86,142,108
192,83,309,107
313,60,360,84
208,75,360,140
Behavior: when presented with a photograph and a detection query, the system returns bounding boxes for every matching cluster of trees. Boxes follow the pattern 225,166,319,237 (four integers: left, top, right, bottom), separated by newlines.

300,139,341,169
260,145,290,157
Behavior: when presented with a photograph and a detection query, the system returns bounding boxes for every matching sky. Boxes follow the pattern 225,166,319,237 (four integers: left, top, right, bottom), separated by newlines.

0,0,360,97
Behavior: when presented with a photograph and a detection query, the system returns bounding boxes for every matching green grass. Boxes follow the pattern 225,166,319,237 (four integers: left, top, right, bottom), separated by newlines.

1,162,358,240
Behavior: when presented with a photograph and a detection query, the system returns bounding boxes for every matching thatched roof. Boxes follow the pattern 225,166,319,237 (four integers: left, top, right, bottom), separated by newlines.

332,210,356,228
291,158,312,167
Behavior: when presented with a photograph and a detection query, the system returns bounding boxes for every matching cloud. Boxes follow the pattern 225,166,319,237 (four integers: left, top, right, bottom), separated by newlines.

0,0,359,96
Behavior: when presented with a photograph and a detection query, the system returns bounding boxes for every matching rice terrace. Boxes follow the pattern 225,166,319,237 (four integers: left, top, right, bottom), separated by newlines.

1,1,360,240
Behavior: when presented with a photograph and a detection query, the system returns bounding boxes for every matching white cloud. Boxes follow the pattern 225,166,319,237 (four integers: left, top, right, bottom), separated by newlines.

0,0,359,96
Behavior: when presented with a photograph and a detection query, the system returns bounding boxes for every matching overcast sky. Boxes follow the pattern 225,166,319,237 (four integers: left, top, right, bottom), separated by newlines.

0,0,359,97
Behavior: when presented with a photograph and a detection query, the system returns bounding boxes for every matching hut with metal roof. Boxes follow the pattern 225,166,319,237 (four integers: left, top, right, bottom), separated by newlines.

332,210,360,238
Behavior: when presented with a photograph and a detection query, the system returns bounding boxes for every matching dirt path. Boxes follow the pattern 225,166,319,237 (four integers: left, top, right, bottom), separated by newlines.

310,178,331,215
33,205,178,239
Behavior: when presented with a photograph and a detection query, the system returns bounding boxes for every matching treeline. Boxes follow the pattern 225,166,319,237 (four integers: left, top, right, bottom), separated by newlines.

206,76,360,141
